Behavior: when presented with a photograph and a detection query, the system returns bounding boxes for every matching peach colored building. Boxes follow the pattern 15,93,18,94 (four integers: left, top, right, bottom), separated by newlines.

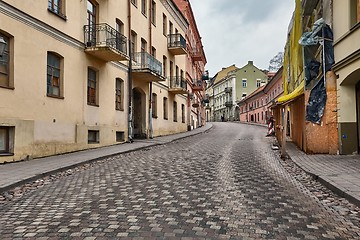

0,0,198,163
173,0,207,130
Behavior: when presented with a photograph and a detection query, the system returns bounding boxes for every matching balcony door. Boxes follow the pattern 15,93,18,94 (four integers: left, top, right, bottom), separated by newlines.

87,0,97,46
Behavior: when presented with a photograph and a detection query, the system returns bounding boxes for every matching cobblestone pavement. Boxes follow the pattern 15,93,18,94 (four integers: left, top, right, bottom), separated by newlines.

1,122,360,239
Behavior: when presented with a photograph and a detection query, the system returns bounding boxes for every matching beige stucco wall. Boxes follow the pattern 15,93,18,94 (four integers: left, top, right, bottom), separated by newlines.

0,0,189,163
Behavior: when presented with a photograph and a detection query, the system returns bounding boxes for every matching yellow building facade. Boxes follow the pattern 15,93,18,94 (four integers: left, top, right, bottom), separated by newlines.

0,0,190,163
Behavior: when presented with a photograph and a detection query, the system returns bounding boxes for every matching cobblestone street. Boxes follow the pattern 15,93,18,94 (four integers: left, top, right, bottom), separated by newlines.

1,122,359,239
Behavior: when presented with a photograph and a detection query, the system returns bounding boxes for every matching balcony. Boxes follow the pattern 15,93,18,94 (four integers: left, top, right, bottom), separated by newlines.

167,34,186,55
192,80,204,91
225,87,232,93
84,23,128,61
132,52,165,82
202,71,209,80
168,76,187,94
225,101,233,107
191,50,202,61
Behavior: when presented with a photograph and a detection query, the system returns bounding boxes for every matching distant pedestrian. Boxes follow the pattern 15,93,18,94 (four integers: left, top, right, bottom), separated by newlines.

266,116,275,136
221,115,224,122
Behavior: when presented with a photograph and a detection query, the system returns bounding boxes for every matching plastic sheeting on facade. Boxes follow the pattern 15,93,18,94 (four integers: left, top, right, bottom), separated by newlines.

306,76,327,124
298,17,335,124
282,0,303,98
277,80,304,103
304,60,321,86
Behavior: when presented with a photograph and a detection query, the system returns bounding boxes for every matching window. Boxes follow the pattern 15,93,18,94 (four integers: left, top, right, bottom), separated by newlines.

151,46,156,57
163,56,167,77
48,0,66,18
116,19,124,34
256,79,261,87
130,31,137,57
0,127,14,154
151,1,156,25
181,104,185,123
87,68,98,106
141,38,147,53
152,93,157,118
115,78,124,111
242,79,247,88
169,21,173,35
0,33,13,89
169,61,174,77
163,97,168,120
131,0,137,6
173,101,177,122
88,130,99,143
116,131,125,142
163,14,167,36
47,52,63,98
350,0,359,27
141,0,147,16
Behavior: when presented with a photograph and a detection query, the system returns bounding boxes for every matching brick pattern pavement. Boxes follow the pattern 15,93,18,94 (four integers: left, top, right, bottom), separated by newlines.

287,142,360,206
1,123,359,239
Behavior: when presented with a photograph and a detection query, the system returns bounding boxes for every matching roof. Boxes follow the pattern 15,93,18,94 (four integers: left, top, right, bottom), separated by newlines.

212,65,238,85
238,85,266,104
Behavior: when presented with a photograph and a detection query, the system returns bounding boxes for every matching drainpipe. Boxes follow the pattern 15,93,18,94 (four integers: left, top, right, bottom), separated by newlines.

148,0,153,139
127,0,133,142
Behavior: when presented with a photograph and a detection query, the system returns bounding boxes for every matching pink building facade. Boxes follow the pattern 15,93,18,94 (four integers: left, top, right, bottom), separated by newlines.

238,67,283,125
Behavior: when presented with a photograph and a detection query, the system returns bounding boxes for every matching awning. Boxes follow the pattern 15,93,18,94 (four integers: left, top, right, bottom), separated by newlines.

277,80,304,103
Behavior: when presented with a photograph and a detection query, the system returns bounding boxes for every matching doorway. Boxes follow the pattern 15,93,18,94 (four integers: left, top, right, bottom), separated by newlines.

133,88,146,139
356,82,360,153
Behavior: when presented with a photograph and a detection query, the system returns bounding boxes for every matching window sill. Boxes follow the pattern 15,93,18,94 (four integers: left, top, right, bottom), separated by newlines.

88,142,99,144
152,116,158,119
0,153,14,157
87,103,99,107
164,118,168,120
47,8,67,21
116,108,124,112
0,85,15,90
47,94,64,99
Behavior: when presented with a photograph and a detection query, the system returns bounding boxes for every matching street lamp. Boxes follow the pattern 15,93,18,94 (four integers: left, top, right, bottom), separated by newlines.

0,37,6,57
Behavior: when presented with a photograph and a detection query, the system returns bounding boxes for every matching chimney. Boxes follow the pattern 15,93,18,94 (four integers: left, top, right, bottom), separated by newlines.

248,61,253,65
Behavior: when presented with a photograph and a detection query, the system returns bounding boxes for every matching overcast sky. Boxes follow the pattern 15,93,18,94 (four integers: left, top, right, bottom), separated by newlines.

190,0,295,77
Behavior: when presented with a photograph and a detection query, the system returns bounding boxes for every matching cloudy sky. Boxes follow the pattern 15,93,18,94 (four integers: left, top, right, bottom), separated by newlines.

190,0,295,77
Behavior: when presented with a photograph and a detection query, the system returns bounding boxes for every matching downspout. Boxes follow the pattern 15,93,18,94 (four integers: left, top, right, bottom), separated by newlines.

127,0,133,142
148,0,153,139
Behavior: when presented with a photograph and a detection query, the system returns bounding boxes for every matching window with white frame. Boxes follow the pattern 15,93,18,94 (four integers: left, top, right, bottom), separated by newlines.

242,79,247,88
256,79,261,87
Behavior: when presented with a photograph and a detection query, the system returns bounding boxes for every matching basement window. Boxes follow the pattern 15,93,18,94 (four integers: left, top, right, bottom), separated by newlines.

116,131,125,142
88,130,99,144
0,126,14,155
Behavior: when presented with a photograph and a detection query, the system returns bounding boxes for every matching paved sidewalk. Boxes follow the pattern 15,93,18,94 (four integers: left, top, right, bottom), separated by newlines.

286,141,360,207
0,124,213,193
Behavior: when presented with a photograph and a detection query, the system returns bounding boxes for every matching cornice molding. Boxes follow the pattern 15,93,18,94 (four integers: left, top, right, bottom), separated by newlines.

0,1,84,50
160,0,188,32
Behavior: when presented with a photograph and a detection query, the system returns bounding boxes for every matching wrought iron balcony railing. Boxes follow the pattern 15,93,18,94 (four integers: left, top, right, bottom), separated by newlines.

169,76,187,89
225,100,233,107
225,87,232,93
84,23,128,61
132,51,162,76
167,34,186,55
192,80,204,91
168,76,187,94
